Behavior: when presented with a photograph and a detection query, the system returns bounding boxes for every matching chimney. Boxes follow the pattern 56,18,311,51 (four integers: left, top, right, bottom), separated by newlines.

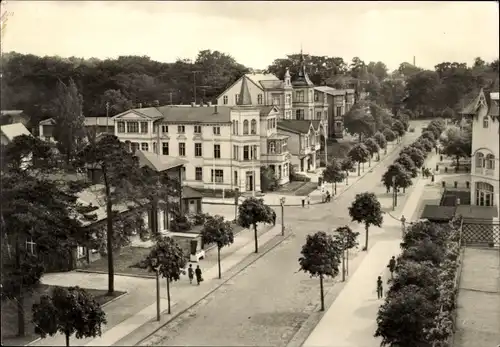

214,105,218,114
207,101,212,107
137,102,142,109
191,102,196,107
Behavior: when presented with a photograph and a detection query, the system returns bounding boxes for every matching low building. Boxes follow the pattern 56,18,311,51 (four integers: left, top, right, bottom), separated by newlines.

0,110,30,128
314,86,354,138
0,122,31,145
38,117,114,143
112,78,291,193
277,120,323,172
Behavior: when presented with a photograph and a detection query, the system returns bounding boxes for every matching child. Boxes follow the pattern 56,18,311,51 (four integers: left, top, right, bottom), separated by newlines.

377,276,383,299
188,264,194,284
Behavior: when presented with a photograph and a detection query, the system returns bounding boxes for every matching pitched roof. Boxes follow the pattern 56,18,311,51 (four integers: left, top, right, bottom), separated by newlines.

0,110,24,116
245,73,279,88
135,106,233,124
182,186,203,199
0,123,31,141
76,185,131,226
455,205,498,220
488,99,499,118
85,117,114,126
236,76,253,106
135,150,187,172
420,205,456,221
258,106,280,117
260,80,285,89
277,120,320,134
314,86,347,96
460,89,486,115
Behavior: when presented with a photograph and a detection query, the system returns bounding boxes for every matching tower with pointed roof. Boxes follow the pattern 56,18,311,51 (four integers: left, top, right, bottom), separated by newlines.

291,50,316,122
235,76,254,107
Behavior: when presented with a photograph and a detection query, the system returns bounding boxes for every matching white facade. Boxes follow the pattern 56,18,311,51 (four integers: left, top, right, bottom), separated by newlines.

470,91,499,208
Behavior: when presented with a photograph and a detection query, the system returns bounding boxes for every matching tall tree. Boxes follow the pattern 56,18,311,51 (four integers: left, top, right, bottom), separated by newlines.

395,153,417,178
76,134,141,294
298,231,341,311
32,286,107,347
51,78,87,165
347,143,370,176
373,132,388,155
340,157,355,185
363,137,380,165
322,158,346,195
237,197,273,253
367,61,389,81
400,146,425,168
200,215,234,279
348,192,383,250
382,162,413,194
440,127,472,168
333,226,359,281
343,105,376,141
391,120,406,142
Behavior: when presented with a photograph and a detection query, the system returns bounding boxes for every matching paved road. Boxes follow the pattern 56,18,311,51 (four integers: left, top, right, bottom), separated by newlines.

139,126,424,347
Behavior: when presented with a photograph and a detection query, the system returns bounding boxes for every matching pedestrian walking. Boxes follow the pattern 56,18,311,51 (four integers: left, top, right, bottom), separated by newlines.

387,256,396,279
195,265,203,285
307,195,311,207
188,264,194,284
376,276,383,299
272,210,276,226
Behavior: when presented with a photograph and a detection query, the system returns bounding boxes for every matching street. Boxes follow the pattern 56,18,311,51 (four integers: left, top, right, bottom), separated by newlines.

138,127,423,347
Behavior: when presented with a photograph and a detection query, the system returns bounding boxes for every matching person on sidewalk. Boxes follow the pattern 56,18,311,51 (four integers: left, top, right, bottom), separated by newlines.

271,210,276,226
195,265,203,285
387,256,396,279
376,276,384,299
188,264,194,284
307,195,311,207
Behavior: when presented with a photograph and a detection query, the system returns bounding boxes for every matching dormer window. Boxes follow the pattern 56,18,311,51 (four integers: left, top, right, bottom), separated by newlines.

483,117,489,128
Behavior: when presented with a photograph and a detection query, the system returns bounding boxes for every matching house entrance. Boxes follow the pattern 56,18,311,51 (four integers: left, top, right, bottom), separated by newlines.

246,171,254,191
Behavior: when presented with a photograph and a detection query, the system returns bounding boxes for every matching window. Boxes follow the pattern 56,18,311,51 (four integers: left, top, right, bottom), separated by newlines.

141,143,149,151
476,152,485,167
252,145,258,159
314,93,319,101
316,111,322,120
251,119,257,134
117,121,125,133
223,95,228,105
257,94,263,104
296,91,304,102
195,167,203,181
269,142,276,154
194,143,202,157
243,120,249,134
140,122,148,134
161,125,169,133
178,125,185,134
153,142,157,154
211,169,224,183
163,209,168,230
232,120,239,135
243,145,250,160
235,94,240,104
162,142,169,155
483,117,489,128
194,125,202,134
286,94,291,105
296,109,305,120
233,145,239,160
475,182,494,206
181,167,186,180
214,144,221,158
127,121,139,133
213,126,221,135
272,96,280,105
179,142,186,156
486,154,495,170
336,106,342,117
234,171,238,187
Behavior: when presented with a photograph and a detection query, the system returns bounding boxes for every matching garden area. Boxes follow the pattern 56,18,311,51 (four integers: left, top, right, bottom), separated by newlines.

1,284,124,346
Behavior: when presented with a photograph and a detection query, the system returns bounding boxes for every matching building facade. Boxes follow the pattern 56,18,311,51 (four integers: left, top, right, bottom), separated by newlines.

38,117,115,143
462,90,499,208
113,78,290,193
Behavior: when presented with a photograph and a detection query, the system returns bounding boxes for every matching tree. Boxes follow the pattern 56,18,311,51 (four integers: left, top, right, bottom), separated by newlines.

395,153,417,178
382,128,396,146
387,260,440,299
404,70,441,116
143,236,187,314
32,286,107,347
367,61,389,81
375,285,438,347
50,78,87,166
298,231,341,311
391,119,406,141
76,134,141,294
343,105,376,141
398,62,422,77
260,166,279,192
421,130,436,143
373,132,387,155
440,127,472,168
96,89,133,117
426,123,442,139
382,162,413,194
200,215,234,279
348,192,383,250
322,158,346,195
237,197,274,253
347,143,370,176
363,137,380,164
340,157,355,185
333,226,359,281
401,146,425,168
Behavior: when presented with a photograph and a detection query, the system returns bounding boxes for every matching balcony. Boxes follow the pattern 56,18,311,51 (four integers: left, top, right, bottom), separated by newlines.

475,167,496,176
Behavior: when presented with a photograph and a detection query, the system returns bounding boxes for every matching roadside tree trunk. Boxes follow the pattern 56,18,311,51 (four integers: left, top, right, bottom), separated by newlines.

166,277,171,314
364,224,369,250
319,274,325,311
217,246,221,279
253,223,258,253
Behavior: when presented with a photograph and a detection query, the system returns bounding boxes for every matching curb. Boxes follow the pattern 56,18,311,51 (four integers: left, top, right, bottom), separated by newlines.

119,230,294,346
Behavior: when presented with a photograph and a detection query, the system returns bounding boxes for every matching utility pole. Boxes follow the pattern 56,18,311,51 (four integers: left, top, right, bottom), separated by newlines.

192,71,201,104
105,101,110,132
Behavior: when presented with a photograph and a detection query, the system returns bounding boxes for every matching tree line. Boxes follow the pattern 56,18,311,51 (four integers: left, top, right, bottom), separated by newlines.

2,50,498,133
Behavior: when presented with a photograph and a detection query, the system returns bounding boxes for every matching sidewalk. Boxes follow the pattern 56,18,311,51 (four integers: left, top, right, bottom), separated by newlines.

29,225,282,347
203,142,403,207
303,240,401,347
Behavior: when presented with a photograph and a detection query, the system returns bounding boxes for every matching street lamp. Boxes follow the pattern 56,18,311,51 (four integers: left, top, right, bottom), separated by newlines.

280,197,286,236
401,215,406,238
234,188,239,221
392,176,397,211
151,258,160,321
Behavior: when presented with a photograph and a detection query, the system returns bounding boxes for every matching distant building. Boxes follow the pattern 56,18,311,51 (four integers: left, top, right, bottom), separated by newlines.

460,89,499,207
0,122,31,145
38,117,114,143
314,86,355,138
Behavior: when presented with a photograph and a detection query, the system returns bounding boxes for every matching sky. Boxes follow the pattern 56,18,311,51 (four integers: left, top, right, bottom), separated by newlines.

1,1,499,71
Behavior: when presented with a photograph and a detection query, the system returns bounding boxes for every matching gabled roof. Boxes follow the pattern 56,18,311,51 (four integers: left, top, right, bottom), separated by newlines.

260,80,285,89
40,117,114,127
292,53,314,87
420,205,456,222
135,150,187,172
236,76,253,106
118,106,233,124
277,120,320,134
39,118,56,126
488,99,499,118
258,106,280,117
113,108,164,120
245,73,279,88
460,89,487,115
0,123,31,141
182,186,203,199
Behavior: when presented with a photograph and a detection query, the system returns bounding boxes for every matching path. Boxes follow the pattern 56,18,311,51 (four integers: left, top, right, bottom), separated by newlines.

135,125,426,346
